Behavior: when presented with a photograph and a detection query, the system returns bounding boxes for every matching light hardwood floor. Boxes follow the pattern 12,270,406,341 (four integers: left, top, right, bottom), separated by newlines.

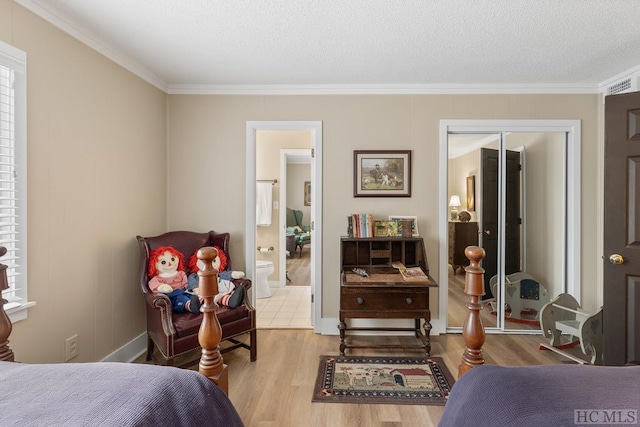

216,328,574,427
138,330,575,426
216,257,573,426
286,246,310,286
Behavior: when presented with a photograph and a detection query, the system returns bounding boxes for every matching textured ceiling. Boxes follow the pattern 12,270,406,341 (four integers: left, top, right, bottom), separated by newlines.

16,0,640,92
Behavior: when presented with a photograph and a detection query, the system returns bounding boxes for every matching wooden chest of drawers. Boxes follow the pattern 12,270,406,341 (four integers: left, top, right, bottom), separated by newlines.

448,221,478,274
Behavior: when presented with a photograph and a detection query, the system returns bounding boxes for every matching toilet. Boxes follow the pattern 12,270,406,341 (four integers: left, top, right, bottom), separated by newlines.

255,260,274,299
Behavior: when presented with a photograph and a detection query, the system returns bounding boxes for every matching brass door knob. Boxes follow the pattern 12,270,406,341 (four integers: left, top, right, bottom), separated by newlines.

609,254,625,265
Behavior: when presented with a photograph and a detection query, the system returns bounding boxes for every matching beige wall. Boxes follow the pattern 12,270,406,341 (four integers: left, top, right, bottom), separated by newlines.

449,149,480,222
167,93,600,321
1,1,167,363
509,133,566,297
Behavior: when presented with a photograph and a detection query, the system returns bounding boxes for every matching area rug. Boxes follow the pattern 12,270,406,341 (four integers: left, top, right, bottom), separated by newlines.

312,355,455,405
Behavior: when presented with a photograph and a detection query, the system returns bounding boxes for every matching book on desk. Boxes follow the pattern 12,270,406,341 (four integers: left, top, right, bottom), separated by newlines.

391,262,428,281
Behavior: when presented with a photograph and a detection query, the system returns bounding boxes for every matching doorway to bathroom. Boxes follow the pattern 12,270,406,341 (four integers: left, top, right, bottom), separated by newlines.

245,121,323,333
258,147,312,329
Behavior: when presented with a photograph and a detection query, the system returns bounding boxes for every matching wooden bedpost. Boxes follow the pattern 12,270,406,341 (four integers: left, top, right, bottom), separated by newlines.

458,246,485,378
197,246,228,393
0,246,15,362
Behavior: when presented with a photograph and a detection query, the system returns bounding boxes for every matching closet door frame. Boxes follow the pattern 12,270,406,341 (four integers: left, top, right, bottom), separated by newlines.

438,119,581,334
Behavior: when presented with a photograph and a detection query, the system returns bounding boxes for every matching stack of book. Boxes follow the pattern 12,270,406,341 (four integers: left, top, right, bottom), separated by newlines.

347,213,373,237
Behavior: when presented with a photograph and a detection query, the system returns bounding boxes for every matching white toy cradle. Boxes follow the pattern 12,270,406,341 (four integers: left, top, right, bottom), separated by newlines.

539,293,603,364
487,272,550,323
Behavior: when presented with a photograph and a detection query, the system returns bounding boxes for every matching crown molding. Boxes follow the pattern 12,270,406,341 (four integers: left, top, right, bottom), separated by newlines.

167,83,599,95
15,0,168,92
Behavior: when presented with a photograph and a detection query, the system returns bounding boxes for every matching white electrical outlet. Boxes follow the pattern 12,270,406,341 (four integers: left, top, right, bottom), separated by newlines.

65,334,78,361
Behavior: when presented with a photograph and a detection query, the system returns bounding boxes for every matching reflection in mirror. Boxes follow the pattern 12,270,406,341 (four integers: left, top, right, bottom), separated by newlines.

501,132,566,331
447,133,499,329
447,132,567,332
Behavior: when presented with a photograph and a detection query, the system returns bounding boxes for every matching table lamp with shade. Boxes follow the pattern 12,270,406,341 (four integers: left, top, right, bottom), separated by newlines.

449,195,461,221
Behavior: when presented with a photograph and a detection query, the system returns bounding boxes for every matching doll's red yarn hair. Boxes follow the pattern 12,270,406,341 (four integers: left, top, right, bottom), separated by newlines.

148,246,185,277
187,246,227,274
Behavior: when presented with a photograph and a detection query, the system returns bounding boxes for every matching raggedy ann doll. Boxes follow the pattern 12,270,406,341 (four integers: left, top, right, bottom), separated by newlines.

187,247,245,308
148,245,201,313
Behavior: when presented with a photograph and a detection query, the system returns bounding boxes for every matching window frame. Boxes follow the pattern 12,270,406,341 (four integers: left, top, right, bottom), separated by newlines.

0,40,32,323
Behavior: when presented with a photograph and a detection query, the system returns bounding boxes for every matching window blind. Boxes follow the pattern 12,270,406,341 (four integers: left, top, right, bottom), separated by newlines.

0,64,20,309
0,40,27,317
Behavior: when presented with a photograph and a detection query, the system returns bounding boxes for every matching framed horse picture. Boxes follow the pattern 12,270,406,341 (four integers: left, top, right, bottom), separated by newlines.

353,150,411,197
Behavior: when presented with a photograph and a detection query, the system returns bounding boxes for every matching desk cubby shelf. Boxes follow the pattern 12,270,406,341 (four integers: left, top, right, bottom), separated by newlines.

340,237,428,270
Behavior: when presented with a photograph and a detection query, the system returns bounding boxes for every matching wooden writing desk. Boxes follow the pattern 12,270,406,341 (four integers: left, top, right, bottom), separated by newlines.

338,237,438,355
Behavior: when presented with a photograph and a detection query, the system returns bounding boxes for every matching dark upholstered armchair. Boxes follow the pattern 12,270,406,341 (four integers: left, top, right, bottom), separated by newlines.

136,230,256,366
286,208,311,256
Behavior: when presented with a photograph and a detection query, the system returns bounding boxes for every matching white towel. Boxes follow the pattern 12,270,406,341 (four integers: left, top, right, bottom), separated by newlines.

256,182,272,226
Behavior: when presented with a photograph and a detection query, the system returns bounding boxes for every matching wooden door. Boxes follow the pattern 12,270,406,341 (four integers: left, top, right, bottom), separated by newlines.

481,148,499,298
504,151,521,274
603,91,640,366
480,148,521,299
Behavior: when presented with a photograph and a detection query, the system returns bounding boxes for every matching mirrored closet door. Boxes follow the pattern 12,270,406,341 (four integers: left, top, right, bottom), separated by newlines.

443,121,579,333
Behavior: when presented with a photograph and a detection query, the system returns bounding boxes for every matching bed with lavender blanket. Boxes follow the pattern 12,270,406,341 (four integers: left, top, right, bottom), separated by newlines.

0,361,244,427
439,364,640,427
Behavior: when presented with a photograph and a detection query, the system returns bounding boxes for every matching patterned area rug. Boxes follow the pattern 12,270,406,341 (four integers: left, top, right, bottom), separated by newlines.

312,355,455,405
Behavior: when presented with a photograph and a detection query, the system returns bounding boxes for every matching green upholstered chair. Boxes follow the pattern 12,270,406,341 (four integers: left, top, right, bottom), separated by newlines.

286,208,311,256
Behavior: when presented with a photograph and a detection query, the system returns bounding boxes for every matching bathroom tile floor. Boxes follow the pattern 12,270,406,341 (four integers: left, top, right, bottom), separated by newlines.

256,285,312,329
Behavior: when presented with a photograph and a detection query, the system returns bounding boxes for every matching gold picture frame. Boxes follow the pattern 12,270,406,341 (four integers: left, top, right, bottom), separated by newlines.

304,181,311,206
466,176,475,211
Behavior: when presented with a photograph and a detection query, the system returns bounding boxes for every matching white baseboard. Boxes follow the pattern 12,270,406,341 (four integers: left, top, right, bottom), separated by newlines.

101,332,147,363
430,318,446,336
318,317,339,335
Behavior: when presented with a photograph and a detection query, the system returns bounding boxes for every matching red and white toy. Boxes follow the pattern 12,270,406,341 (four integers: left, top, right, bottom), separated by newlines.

187,247,245,308
148,246,200,313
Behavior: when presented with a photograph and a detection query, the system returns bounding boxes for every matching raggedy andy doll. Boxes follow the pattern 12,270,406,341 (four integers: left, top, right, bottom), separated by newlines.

187,247,245,308
148,245,200,313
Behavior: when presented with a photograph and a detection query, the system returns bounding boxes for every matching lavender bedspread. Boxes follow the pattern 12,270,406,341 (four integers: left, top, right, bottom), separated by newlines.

439,364,640,427
0,361,244,427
